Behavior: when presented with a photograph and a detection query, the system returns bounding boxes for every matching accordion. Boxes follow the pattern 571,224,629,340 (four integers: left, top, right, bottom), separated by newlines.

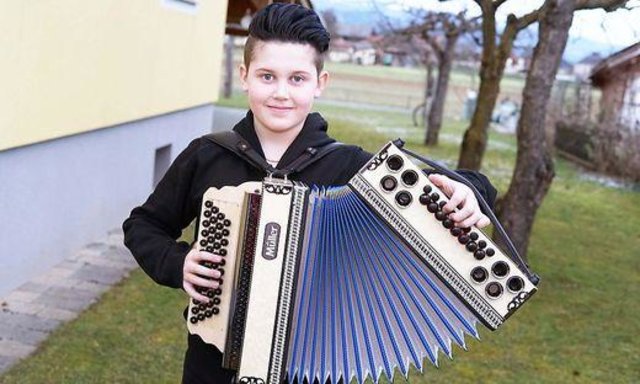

187,141,539,384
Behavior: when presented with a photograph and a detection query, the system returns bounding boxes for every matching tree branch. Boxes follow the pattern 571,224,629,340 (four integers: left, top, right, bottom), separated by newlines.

575,0,629,12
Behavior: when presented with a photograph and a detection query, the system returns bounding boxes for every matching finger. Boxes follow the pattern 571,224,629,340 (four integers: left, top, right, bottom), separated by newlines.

192,264,221,279
450,204,474,223
184,282,211,303
443,188,468,213
185,273,220,290
459,212,484,229
476,215,491,229
428,174,453,196
196,251,223,264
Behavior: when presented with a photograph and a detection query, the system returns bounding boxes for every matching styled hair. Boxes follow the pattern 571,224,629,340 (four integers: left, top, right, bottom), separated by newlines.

243,3,330,73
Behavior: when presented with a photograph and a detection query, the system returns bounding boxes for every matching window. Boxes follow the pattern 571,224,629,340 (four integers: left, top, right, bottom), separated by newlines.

153,144,172,188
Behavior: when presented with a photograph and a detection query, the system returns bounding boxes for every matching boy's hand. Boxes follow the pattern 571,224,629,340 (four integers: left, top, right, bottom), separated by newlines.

428,174,491,229
183,249,223,303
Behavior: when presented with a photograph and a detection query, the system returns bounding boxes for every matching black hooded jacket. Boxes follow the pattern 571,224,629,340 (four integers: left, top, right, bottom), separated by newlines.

123,111,497,289
122,111,497,383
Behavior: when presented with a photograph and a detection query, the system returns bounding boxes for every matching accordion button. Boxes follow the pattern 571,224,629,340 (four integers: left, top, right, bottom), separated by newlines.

439,201,447,209
474,250,486,260
458,234,470,244
214,233,222,240
401,170,419,186
219,249,227,256
470,232,480,241
222,229,230,236
216,223,224,230
224,219,232,227
219,259,226,266
191,307,198,314
207,301,214,308
197,314,205,321
395,191,412,207
206,246,213,253
486,248,496,257
466,241,478,252
212,307,220,315
430,192,440,202
471,266,488,283
442,219,454,229
204,310,212,318
213,298,221,305
202,220,210,228
492,261,510,278
190,317,198,324
381,176,397,192
451,227,462,237
217,213,225,220
435,211,446,221
427,202,439,213
478,240,487,249
423,185,433,194
419,194,430,205
205,201,213,208
207,237,214,244
214,288,222,295
199,240,207,247
212,206,220,214
463,227,472,233
386,155,404,171
507,276,525,292
221,239,229,246
200,230,208,237
204,211,211,218
486,282,504,298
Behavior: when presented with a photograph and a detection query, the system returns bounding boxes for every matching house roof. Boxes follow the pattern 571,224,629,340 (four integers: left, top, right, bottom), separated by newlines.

590,42,640,86
226,0,313,36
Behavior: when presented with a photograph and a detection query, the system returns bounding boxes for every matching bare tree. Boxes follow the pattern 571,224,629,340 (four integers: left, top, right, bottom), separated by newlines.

456,0,630,171
321,9,339,39
496,0,629,259
403,12,480,146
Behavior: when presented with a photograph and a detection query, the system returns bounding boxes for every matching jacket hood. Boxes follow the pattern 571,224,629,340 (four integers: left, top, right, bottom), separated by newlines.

232,110,336,169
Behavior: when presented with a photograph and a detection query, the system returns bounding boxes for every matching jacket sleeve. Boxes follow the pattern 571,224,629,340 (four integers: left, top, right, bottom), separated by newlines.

122,139,201,289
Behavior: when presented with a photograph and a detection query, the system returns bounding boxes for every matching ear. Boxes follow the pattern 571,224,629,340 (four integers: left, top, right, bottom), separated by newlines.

239,64,249,92
314,70,329,98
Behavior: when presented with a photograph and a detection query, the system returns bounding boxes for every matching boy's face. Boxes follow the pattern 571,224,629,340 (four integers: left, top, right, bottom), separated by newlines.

240,41,328,138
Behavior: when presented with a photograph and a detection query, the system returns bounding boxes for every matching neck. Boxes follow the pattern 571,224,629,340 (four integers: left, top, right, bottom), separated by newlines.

253,121,303,164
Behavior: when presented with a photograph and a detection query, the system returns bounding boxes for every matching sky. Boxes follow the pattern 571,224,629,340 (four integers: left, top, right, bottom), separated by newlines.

315,0,640,49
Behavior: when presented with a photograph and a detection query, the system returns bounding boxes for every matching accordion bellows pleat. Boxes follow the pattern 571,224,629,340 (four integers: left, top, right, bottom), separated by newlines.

288,186,480,384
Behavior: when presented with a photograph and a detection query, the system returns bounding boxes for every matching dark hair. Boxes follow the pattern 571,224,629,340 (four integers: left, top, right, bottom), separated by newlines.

243,3,330,73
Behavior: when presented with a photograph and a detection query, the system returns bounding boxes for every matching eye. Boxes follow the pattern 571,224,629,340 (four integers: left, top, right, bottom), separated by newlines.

291,75,305,83
261,73,273,81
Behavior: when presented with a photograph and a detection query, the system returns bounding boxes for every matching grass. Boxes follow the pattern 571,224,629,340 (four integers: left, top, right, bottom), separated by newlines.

3,64,639,383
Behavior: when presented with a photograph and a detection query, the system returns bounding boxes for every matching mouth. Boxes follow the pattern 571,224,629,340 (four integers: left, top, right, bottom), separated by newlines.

267,105,294,112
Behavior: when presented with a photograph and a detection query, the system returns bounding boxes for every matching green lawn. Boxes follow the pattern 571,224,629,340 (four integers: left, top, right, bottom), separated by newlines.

3,69,639,383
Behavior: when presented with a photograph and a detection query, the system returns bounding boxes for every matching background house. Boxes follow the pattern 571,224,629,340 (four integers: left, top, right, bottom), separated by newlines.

0,0,229,297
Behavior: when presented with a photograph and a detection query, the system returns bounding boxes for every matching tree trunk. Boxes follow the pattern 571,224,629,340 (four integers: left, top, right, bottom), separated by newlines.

457,10,520,170
496,0,575,259
426,35,458,146
422,62,435,142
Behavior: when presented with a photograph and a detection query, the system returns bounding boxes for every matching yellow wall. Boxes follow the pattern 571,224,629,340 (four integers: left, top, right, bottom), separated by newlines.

0,0,229,151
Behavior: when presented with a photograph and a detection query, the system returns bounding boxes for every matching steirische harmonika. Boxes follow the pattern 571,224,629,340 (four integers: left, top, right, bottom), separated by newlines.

186,140,539,384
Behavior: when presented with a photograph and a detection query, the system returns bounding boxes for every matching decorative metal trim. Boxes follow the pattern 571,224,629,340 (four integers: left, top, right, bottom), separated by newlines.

239,377,265,384
507,291,530,312
366,147,389,171
265,184,293,195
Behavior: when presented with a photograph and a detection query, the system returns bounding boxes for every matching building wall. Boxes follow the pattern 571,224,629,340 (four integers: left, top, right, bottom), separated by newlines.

0,0,228,151
0,105,215,297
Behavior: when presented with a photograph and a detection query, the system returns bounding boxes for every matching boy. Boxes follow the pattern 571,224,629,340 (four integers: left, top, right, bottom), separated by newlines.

123,4,496,383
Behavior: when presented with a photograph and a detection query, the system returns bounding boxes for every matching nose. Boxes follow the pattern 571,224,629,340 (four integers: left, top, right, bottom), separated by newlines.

273,80,289,100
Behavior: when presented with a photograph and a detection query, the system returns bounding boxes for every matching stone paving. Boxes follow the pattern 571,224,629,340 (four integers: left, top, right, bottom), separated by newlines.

0,229,136,374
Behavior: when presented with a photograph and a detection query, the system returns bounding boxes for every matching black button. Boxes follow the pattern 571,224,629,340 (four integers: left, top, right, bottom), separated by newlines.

214,288,222,295
217,213,225,220
213,298,221,305
450,227,462,237
381,175,397,192
458,235,470,244
386,155,404,171
199,240,207,247
423,185,432,194
486,282,503,298
471,267,488,283
215,233,222,240
470,232,479,241
427,202,439,213
221,239,229,246
466,241,478,252
430,192,440,202
224,219,231,227
401,170,419,186
507,276,525,292
204,310,212,317
212,207,219,214
190,317,198,324
474,250,486,260
419,194,430,205
204,211,211,218
486,248,495,257
202,220,210,227
442,219,454,229
216,223,224,230
395,191,412,207
219,249,227,256
206,246,214,253
478,240,487,249
435,211,446,221
191,307,198,314
197,314,205,321
212,307,220,315
205,201,213,208
491,261,509,278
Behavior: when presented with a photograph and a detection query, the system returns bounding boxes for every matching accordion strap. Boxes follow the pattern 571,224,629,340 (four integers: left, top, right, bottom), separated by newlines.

203,131,343,178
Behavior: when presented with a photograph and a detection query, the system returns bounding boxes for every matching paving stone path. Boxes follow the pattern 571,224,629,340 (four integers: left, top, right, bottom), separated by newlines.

0,229,136,374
